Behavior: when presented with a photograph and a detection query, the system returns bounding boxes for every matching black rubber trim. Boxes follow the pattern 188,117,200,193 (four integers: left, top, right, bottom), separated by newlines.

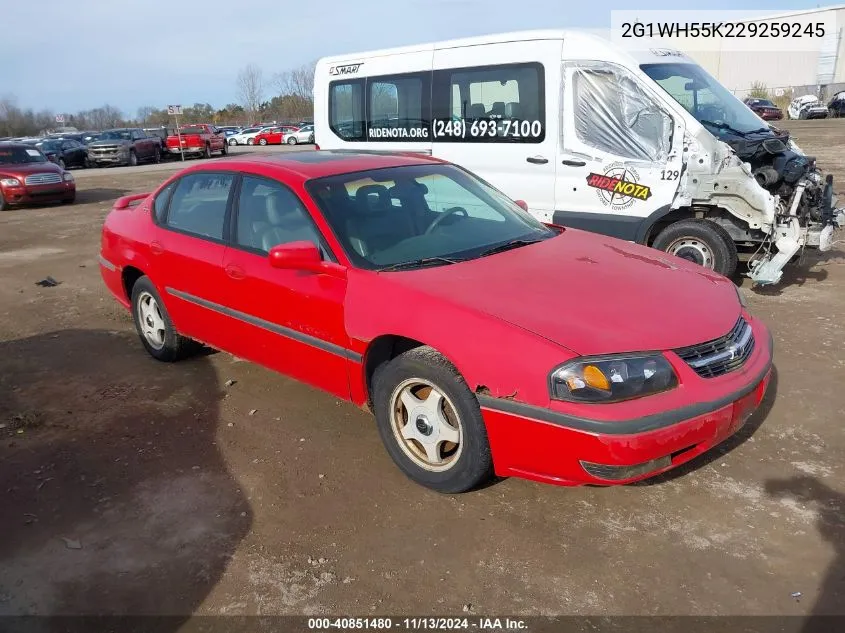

165,287,362,363
478,333,772,435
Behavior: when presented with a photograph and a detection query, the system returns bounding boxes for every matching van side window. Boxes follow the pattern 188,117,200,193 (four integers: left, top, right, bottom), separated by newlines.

367,73,431,142
571,65,672,162
329,80,365,141
432,63,545,143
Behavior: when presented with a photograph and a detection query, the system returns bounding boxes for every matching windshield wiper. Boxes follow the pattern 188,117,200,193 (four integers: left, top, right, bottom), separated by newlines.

479,238,542,258
699,120,751,137
377,256,462,272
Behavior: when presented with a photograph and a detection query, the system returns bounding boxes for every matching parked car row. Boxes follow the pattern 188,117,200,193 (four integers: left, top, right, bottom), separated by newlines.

227,123,315,146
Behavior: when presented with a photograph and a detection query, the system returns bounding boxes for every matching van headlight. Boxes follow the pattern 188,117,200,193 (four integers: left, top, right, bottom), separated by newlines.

550,354,677,403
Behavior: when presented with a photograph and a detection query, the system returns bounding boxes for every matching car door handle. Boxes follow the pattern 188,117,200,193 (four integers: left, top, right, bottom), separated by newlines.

225,264,246,280
561,159,587,167
526,156,549,165
150,241,164,255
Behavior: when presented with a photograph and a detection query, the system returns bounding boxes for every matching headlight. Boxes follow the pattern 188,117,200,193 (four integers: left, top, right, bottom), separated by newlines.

549,354,677,403
63,172,74,182
0,178,21,187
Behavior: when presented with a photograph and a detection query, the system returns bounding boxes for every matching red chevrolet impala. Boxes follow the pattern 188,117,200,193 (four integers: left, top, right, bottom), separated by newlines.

99,152,772,492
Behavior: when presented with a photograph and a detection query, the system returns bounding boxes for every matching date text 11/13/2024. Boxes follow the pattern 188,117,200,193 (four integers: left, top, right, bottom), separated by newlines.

307,616,529,630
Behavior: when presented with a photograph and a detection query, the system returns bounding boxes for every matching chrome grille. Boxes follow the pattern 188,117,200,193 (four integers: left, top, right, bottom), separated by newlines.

24,173,62,186
674,317,755,378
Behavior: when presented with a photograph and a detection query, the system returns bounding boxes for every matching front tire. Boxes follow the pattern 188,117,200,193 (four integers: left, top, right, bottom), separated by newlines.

228,137,238,146
287,136,297,145
128,151,138,167
130,276,196,362
259,138,267,146
653,219,738,277
221,141,228,155
372,346,493,493
204,144,211,159
247,138,254,145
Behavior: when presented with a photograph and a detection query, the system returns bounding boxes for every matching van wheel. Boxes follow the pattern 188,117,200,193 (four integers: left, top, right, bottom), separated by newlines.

372,346,493,493
653,219,738,277
131,276,197,362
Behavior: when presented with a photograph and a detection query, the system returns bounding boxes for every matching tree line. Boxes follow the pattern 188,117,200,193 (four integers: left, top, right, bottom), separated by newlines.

0,62,316,137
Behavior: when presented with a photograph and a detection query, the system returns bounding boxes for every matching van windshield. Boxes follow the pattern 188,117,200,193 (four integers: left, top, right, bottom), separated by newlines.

640,62,769,136
307,164,555,270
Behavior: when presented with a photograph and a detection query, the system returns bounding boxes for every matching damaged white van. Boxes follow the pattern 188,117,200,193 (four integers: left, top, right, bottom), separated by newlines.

314,30,844,285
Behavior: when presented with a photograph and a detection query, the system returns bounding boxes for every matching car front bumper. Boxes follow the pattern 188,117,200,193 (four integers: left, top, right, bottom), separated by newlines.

89,151,130,164
479,321,773,486
1,181,76,205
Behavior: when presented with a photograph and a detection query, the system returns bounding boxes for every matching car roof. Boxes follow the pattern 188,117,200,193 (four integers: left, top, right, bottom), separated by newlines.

185,150,445,180
0,141,37,149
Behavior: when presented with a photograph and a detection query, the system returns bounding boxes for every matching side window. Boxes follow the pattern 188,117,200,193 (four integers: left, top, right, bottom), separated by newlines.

235,176,321,253
166,173,234,240
571,64,672,162
432,63,545,143
418,174,503,221
329,80,365,141
62,141,74,150
367,73,430,142
153,180,177,224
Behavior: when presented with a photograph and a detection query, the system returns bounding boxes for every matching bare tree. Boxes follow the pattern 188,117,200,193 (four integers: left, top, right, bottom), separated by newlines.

273,61,316,102
136,106,155,125
237,64,265,121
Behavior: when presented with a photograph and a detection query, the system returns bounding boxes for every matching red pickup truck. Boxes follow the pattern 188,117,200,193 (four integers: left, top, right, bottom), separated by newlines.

165,124,228,159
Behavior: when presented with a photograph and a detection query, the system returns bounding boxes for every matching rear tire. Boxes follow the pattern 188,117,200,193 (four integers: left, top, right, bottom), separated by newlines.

130,276,196,362
247,138,254,145
221,141,228,155
371,346,493,493
653,219,738,277
228,138,238,146
287,136,297,145
259,138,267,146
204,144,211,159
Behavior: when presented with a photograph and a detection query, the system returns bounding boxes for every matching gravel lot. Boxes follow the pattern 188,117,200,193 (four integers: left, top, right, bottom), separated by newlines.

0,126,843,618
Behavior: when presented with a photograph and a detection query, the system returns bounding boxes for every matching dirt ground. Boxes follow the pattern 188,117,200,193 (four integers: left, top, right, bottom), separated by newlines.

0,126,843,620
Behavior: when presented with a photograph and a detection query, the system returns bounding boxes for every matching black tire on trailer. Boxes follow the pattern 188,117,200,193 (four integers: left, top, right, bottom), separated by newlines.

371,346,493,494
652,219,738,278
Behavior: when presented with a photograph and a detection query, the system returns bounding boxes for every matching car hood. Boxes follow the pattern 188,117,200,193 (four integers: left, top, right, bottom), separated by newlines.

0,162,62,177
389,230,741,356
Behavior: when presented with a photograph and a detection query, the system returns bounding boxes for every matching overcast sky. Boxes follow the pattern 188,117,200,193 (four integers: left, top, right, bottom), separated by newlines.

0,0,832,116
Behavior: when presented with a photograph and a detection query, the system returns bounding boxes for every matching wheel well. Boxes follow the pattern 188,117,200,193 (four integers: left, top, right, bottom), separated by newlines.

643,208,695,245
121,266,144,302
363,335,425,409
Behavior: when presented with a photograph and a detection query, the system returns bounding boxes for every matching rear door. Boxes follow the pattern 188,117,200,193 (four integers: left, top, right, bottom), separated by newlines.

151,171,236,349
431,39,561,217
220,174,351,399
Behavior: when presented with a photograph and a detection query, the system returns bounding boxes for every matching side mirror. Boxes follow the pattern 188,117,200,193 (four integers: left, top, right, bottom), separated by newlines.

514,199,529,211
268,241,346,278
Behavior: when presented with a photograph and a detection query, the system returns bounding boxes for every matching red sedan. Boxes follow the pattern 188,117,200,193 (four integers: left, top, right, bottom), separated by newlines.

253,126,299,145
0,142,76,210
99,152,772,492
743,98,784,121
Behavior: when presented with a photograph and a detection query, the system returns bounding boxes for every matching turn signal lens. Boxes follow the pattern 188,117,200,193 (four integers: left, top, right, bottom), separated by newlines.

550,354,677,403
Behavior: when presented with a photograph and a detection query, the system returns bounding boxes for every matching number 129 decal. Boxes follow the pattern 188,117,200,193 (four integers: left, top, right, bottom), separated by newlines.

661,169,680,180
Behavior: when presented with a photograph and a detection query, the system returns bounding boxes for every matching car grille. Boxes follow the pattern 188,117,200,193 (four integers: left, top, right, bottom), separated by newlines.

91,146,120,154
674,317,755,378
24,173,62,185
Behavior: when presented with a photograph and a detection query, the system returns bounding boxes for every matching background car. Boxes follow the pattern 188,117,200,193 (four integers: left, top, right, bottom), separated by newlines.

253,126,299,145
743,98,783,121
0,142,75,210
282,124,314,145
36,138,89,169
787,95,829,119
227,126,268,146
828,91,845,117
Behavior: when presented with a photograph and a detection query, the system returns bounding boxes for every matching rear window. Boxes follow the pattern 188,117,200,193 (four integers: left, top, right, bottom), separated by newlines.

178,126,208,135
165,173,234,241
0,146,47,164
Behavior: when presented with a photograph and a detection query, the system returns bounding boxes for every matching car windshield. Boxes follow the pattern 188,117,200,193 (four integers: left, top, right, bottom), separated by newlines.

97,130,132,141
307,163,556,270
38,140,61,151
753,99,775,107
641,62,769,135
0,146,47,164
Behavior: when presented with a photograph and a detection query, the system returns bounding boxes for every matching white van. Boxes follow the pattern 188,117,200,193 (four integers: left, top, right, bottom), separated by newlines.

314,30,844,285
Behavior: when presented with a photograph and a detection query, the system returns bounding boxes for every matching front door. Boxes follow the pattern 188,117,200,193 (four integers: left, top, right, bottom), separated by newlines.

220,175,351,400
554,61,684,242
431,40,562,218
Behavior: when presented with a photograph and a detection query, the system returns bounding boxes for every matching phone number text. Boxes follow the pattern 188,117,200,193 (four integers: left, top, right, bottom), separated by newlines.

432,118,542,140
